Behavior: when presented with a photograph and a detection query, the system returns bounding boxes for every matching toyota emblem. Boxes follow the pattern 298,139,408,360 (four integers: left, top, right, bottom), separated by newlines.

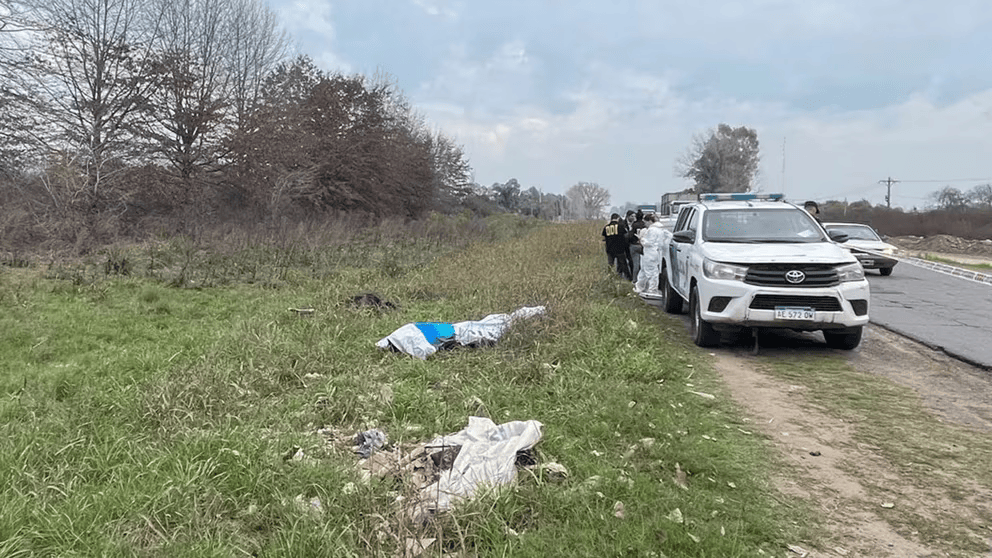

785,270,806,284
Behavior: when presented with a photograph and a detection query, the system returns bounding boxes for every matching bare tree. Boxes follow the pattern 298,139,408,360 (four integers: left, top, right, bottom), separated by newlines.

427,130,472,207
566,181,610,219
517,186,542,217
1,0,42,54
676,124,760,193
227,71,441,218
133,0,287,187
259,54,324,107
25,0,164,197
225,0,287,131
1,0,47,178
491,178,521,210
143,0,235,182
967,183,992,210
929,186,968,211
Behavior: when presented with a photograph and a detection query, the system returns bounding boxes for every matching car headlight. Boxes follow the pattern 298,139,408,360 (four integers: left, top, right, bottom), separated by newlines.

703,259,747,281
836,262,865,282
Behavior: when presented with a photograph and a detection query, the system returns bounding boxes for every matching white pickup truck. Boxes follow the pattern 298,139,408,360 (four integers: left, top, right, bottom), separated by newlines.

655,193,870,350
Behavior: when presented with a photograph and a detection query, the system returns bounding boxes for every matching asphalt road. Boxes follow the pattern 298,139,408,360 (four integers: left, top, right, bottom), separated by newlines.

868,262,992,370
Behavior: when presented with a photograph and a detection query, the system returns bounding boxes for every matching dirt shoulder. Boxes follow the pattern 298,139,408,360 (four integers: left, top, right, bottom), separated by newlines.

709,326,992,557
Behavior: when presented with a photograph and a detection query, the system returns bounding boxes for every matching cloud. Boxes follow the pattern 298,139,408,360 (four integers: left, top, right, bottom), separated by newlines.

274,0,352,72
411,0,459,20
276,0,335,37
423,62,992,206
266,0,992,206
416,39,535,114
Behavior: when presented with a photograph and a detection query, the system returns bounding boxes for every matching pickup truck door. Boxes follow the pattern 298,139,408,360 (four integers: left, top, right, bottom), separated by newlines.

676,208,698,295
669,206,694,297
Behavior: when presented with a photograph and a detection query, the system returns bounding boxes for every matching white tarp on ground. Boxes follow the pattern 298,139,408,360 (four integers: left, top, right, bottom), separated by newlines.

421,417,544,512
375,306,546,359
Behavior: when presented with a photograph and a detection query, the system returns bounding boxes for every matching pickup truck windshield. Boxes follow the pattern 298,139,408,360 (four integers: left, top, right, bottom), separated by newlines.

702,208,826,243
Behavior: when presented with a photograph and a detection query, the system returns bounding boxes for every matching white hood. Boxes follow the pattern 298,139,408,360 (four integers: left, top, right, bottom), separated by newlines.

702,241,857,265
843,239,898,253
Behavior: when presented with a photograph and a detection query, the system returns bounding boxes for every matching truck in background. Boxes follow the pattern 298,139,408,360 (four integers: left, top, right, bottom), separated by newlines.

658,190,696,229
659,190,696,217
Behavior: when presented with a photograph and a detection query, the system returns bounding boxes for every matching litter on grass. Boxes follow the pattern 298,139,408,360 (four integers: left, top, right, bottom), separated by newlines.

376,306,546,359
350,293,397,310
359,416,544,523
354,429,387,458
422,417,543,511
288,306,315,317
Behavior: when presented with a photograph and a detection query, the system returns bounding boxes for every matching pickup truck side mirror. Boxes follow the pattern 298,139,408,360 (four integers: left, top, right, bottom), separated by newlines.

828,231,849,243
672,229,695,244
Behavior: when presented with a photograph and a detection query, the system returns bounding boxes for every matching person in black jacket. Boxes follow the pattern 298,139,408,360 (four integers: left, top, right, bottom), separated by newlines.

623,210,636,277
804,200,823,225
626,210,646,282
602,213,631,279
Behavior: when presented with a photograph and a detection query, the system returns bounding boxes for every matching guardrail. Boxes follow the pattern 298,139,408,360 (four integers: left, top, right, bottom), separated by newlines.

857,248,992,286
898,256,992,285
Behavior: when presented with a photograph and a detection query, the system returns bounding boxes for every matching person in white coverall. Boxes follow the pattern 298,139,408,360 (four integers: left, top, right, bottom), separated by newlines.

635,214,667,294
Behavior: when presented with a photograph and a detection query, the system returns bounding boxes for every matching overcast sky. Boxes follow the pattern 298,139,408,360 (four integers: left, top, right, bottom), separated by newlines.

267,0,992,209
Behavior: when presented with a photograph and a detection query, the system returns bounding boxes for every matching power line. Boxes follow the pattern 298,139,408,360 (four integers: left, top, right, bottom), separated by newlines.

878,176,992,207
811,179,989,206
897,177,992,183
813,183,885,202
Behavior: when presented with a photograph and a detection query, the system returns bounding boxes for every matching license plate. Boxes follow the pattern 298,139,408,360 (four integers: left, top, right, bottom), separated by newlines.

774,307,815,320
859,259,875,266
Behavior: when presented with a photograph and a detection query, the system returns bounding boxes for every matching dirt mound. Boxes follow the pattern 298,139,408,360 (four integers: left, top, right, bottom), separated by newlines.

890,234,992,257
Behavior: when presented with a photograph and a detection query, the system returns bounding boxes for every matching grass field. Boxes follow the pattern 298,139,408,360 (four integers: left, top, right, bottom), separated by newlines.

1,216,809,557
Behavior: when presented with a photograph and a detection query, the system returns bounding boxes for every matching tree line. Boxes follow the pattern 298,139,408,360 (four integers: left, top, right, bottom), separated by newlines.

0,0,476,248
466,179,611,221
928,184,992,212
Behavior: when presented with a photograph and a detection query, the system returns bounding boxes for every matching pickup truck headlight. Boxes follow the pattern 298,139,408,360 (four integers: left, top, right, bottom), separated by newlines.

703,259,747,281
836,262,865,282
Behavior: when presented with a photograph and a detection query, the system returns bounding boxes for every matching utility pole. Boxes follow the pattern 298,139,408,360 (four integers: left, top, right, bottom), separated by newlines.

879,176,899,208
781,137,786,193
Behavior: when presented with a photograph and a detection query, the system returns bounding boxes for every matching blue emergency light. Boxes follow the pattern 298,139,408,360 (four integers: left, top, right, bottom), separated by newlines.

699,193,785,202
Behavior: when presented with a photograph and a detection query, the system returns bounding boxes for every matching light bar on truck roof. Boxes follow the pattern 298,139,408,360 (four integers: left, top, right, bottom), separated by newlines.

699,193,785,202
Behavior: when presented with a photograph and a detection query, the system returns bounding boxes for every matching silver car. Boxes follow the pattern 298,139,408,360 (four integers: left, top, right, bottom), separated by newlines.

823,222,899,276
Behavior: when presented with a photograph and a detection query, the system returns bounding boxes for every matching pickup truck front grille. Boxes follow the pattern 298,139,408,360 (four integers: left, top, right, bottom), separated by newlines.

745,264,839,287
750,295,843,312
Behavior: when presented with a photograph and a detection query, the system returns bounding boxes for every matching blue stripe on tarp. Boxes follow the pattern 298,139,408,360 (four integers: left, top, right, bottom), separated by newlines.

414,322,456,344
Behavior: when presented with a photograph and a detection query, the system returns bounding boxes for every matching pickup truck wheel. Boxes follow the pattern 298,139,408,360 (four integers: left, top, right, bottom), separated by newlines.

879,267,894,276
823,326,863,350
661,267,683,314
690,287,720,347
